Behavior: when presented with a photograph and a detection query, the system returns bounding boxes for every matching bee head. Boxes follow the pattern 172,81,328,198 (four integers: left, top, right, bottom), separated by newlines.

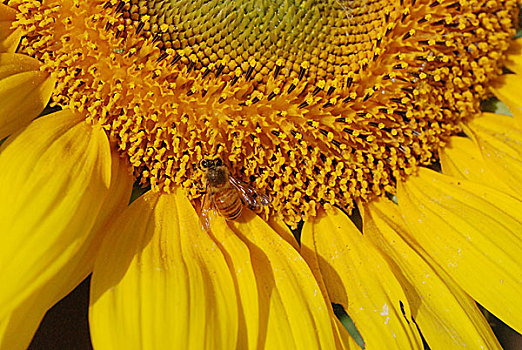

199,157,224,171
200,157,227,186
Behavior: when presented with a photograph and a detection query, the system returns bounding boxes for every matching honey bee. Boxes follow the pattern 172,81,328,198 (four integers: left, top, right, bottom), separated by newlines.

199,157,270,231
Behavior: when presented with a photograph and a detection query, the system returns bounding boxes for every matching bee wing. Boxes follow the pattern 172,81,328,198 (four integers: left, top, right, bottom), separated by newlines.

229,175,270,209
200,191,214,231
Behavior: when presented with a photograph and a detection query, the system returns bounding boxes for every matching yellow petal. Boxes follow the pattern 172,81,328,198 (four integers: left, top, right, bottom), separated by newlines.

205,211,260,350
440,136,513,194
490,74,522,126
0,151,132,350
0,53,55,138
301,209,424,349
297,214,362,350
0,110,112,319
90,191,239,350
0,4,21,53
466,113,522,197
398,167,522,333
228,210,343,349
266,215,300,250
364,198,502,349
505,38,522,76
0,296,48,350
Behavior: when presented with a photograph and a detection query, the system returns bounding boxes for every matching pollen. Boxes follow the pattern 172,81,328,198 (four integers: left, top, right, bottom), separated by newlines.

10,0,520,227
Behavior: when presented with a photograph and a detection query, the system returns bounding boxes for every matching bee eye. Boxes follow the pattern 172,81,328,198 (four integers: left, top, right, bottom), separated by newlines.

215,158,223,167
200,159,209,169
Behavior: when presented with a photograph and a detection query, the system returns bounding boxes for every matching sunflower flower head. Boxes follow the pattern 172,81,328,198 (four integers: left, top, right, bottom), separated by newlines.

9,0,519,228
2,0,522,349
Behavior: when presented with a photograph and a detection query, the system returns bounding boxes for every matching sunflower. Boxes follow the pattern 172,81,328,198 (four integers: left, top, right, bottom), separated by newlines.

1,0,521,348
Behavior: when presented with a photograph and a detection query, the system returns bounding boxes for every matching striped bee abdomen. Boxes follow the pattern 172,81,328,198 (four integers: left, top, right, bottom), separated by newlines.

214,186,243,220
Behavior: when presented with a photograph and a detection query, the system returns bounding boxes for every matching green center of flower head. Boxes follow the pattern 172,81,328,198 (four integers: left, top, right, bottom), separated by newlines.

14,0,518,227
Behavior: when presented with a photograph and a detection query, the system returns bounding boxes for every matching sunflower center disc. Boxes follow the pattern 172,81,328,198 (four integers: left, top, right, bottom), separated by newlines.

14,0,519,227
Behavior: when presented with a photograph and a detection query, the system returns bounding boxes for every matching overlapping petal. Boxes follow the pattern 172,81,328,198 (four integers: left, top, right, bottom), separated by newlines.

490,73,522,128
301,208,424,349
90,191,239,349
466,113,522,196
500,38,522,126
363,198,502,349
0,151,132,350
440,136,513,194
294,217,361,350
90,190,344,350
227,210,343,349
205,212,260,350
0,110,113,319
265,215,300,250
398,168,522,333
0,4,21,53
505,38,522,76
0,53,55,139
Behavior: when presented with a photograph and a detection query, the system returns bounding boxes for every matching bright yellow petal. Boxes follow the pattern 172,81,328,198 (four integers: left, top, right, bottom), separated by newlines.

0,4,21,53
0,110,112,319
465,113,522,197
398,167,522,333
205,211,260,350
301,208,424,349
0,53,55,138
363,198,502,349
266,215,300,250
228,210,343,349
490,74,522,126
505,38,522,76
90,191,239,350
297,214,362,350
0,151,132,350
440,136,513,194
